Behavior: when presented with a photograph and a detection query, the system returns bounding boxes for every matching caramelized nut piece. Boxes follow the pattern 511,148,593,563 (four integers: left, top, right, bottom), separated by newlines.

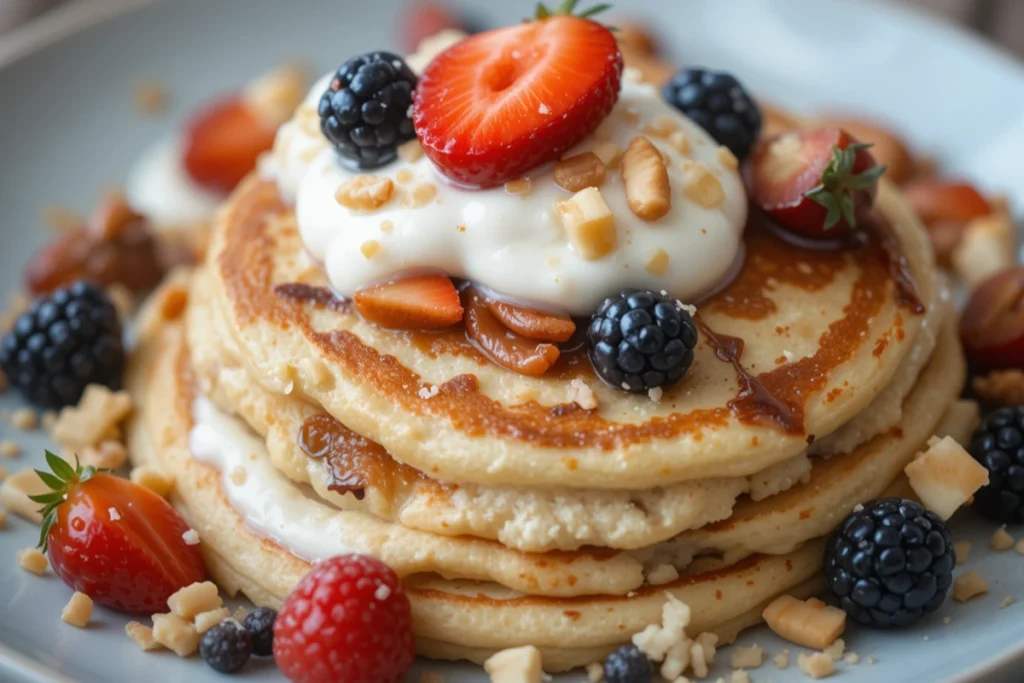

553,152,606,193
464,288,560,377
557,187,617,260
622,136,671,221
334,175,395,210
905,436,989,520
762,595,846,649
589,141,623,169
487,300,576,342
680,160,725,208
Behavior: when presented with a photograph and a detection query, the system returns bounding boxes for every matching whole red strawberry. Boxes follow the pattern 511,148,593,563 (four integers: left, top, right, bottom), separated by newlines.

273,554,415,683
32,452,206,615
412,2,623,187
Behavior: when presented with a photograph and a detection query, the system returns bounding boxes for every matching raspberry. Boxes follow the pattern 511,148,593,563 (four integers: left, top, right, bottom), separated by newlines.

273,554,415,683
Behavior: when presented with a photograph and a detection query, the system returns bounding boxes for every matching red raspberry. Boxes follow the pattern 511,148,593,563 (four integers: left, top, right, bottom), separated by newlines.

273,554,415,683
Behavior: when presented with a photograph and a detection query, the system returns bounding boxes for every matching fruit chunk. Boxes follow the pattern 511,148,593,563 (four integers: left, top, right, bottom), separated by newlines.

762,595,846,650
810,116,913,184
413,14,623,187
483,645,545,683
487,300,576,342
905,436,989,520
32,453,206,615
464,288,560,376
353,274,463,330
951,212,1016,289
749,127,886,239
557,186,617,260
952,571,988,602
903,179,991,227
183,96,278,193
960,266,1024,371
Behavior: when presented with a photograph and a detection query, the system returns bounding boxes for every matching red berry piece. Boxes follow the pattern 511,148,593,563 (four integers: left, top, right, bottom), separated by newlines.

960,266,1024,372
273,554,415,683
413,12,623,187
749,127,887,240
183,96,278,194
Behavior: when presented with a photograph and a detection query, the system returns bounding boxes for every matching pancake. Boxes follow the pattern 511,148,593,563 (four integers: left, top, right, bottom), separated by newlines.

202,174,941,489
125,304,826,671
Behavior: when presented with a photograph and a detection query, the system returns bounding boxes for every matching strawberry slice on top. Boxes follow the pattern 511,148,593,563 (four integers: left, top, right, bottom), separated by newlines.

183,96,278,194
412,2,623,188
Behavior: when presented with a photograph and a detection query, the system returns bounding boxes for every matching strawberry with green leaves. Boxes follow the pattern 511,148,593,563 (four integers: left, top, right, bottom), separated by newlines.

31,452,206,615
749,127,888,240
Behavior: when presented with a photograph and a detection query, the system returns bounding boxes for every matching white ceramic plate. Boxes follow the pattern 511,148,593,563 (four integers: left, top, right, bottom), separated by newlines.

1,1,1023,681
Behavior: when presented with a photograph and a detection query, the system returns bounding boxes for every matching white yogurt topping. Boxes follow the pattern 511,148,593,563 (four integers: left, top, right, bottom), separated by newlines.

274,75,748,316
188,395,352,559
125,136,222,229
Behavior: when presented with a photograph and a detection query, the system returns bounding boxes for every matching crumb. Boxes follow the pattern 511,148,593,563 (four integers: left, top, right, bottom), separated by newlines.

152,613,200,657
730,670,751,683
569,378,599,410
398,140,424,163
232,606,251,622
126,621,162,651
52,385,132,450
1,467,49,523
0,440,20,458
168,581,222,619
108,507,121,521
647,564,680,587
229,465,247,486
17,547,48,574
954,541,971,565
774,653,790,669
585,662,604,682
130,466,173,498
953,571,989,602
867,657,877,664
41,411,58,432
648,386,664,403
973,369,1024,406
418,384,440,400
1000,595,1015,609
61,591,93,628
796,652,835,679
762,595,846,650
730,644,764,669
822,638,845,661
182,529,200,546
9,408,37,431
133,79,169,115
991,526,1015,551
194,607,231,634
843,652,860,665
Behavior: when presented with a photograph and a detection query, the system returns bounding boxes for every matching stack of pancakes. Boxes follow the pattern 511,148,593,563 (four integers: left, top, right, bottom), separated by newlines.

126,172,969,670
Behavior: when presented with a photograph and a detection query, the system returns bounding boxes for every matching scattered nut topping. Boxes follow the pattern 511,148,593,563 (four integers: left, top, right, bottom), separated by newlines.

505,178,532,195
194,607,231,634
554,152,607,193
335,175,395,211
360,240,382,260
681,160,726,209
762,596,846,650
1016,539,1024,555
589,141,623,169
730,645,764,669
844,652,861,665
622,136,671,221
648,387,664,403
380,220,395,233
973,370,1024,406
668,130,690,155
773,652,790,669
168,581,222,620
1000,595,1015,609
80,440,128,470
483,645,545,683
0,440,20,458
130,466,173,498
557,187,617,260
731,671,751,683
232,605,251,623
9,408,38,431
126,621,162,651
398,139,424,163
904,435,989,520
796,652,836,679
244,63,309,128
182,529,200,546
822,638,845,661
647,564,680,587
716,146,739,171
230,465,248,486
1,468,49,523
954,541,971,565
953,571,989,602
403,182,438,208
152,613,200,657
951,212,1015,289
567,378,599,411
133,79,169,115
61,592,94,628
991,526,1015,551
52,385,133,450
395,168,415,184
645,248,670,275
585,662,604,682
17,547,48,574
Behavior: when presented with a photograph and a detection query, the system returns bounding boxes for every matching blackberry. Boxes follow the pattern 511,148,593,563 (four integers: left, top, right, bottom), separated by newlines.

242,606,277,657
603,644,653,683
824,498,955,628
588,290,697,393
200,621,253,674
0,281,124,409
662,68,762,160
318,52,417,169
968,406,1024,523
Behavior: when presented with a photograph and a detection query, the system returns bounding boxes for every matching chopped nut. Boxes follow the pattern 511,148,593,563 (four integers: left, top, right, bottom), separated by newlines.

360,240,382,259
647,564,680,586
52,385,133,450
152,613,200,657
797,652,836,679
17,547,48,574
589,141,623,169
973,370,1024,407
568,378,599,411
41,411,58,432
0,440,20,458
822,638,845,661
10,408,37,431
953,571,989,602
244,63,308,127
380,220,394,233
905,435,989,520
61,592,93,628
731,671,751,683
505,178,532,195
762,595,846,650
645,248,670,275
557,187,617,260
402,182,438,208
194,607,231,634
1000,595,1015,609
774,652,789,669
133,79,169,115
230,465,248,486
483,645,545,683
554,152,607,193
992,526,1015,551
1016,539,1024,555
585,662,604,682
130,466,173,498
716,146,739,171
668,130,690,155
844,652,861,665
0,508,5,530
730,645,764,669
622,136,671,221
80,440,127,470
168,581,222,620
398,139,424,163
232,605,251,622
681,160,725,208
954,541,971,564
126,621,162,651
335,175,395,210
1,468,49,523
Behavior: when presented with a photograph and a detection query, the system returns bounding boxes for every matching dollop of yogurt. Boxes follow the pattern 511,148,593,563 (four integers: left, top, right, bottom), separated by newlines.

274,74,748,315
125,136,222,229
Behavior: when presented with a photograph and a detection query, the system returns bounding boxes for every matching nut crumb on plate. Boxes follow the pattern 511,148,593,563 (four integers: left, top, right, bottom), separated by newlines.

194,607,231,634
80,440,127,470
17,547,48,574
151,613,200,657
126,621,162,651
167,580,222,619
9,408,37,431
762,595,845,650
483,645,545,683
821,637,845,661
954,541,971,564
797,651,836,679
61,592,94,628
1,468,50,523
1000,595,1015,609
52,385,133,450
843,652,860,665
680,159,725,209
729,644,764,669
774,652,789,669
991,526,1015,551
953,571,989,602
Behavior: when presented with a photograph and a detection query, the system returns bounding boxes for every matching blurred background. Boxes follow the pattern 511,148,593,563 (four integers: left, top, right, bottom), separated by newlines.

1,0,1024,58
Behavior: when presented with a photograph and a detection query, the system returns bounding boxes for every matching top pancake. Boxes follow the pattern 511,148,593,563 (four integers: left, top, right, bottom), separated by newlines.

205,176,939,489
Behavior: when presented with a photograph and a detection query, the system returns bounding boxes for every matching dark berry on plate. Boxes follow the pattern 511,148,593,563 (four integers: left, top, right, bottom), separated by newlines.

603,644,653,683
968,406,1024,523
319,52,417,169
242,606,277,657
0,281,125,409
824,497,955,628
588,290,697,393
200,620,253,674
662,68,762,160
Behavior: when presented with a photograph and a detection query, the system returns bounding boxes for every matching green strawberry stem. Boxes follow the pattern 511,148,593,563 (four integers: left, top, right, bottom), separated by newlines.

29,451,105,552
534,0,612,20
805,142,888,230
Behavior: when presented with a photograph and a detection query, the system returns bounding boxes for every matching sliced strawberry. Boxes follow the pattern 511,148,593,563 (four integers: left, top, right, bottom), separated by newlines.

182,96,278,194
749,127,886,240
487,299,576,342
902,179,991,227
464,288,560,376
413,15,623,187
353,274,463,330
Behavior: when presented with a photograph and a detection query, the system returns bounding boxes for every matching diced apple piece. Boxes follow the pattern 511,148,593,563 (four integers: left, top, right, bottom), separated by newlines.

762,595,846,650
557,187,617,260
905,436,989,520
